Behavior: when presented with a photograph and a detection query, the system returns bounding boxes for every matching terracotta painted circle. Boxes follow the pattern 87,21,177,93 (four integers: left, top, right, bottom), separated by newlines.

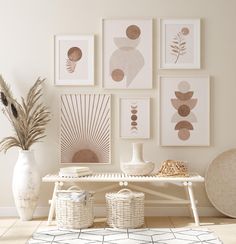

205,149,236,218
181,27,190,35
178,81,190,93
131,115,137,121
131,109,137,114
178,105,190,117
67,47,82,62
126,25,141,40
178,128,190,140
111,69,124,82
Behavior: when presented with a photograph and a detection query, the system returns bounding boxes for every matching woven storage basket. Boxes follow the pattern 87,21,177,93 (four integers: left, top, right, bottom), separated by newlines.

106,189,144,228
56,186,94,229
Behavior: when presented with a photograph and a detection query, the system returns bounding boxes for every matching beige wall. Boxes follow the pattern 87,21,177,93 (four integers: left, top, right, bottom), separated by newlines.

0,0,236,216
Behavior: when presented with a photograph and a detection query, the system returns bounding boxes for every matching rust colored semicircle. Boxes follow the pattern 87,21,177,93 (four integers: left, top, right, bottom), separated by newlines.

175,91,193,101
171,99,197,110
72,149,99,163
175,121,193,130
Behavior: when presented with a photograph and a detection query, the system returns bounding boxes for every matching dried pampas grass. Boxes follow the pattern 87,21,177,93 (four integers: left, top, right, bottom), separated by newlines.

0,75,50,152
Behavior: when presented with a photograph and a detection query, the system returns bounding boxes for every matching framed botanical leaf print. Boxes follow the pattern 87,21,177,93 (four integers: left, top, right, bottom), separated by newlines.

160,19,200,69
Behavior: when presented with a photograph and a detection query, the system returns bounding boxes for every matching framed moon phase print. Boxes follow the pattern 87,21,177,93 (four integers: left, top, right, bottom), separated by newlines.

120,97,150,139
60,94,111,164
103,19,153,89
160,19,200,69
55,35,94,86
159,76,210,146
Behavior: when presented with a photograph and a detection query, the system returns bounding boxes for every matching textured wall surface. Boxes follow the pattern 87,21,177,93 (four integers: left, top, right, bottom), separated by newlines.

0,0,236,215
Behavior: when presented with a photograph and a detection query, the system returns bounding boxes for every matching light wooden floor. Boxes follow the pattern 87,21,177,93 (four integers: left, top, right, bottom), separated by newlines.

0,216,236,243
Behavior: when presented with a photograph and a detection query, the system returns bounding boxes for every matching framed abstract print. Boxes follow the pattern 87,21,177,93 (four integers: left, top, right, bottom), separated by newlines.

159,76,210,146
103,19,153,89
60,94,111,164
120,97,150,139
55,35,94,86
160,19,200,69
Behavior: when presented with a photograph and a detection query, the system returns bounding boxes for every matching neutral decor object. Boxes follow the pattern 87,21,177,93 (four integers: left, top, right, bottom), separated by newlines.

160,19,200,69
0,76,50,221
60,94,111,164
159,75,210,146
56,186,94,229
43,172,204,226
106,188,144,228
103,19,152,89
205,148,236,218
158,160,189,177
59,166,92,178
55,35,94,86
120,98,150,138
121,143,154,175
29,227,222,244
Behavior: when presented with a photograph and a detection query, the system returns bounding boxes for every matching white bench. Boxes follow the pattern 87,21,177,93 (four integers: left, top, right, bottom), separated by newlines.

42,172,204,226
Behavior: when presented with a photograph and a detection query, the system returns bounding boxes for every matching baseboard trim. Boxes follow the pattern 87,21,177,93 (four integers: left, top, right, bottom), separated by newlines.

0,205,222,217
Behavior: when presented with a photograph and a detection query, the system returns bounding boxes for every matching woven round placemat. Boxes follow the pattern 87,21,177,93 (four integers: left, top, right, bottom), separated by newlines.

205,148,236,218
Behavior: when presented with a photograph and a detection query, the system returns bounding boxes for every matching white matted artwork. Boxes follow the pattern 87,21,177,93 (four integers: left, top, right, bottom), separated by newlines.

55,35,94,86
103,19,152,89
61,94,111,164
160,19,200,69
159,76,210,146
120,98,150,138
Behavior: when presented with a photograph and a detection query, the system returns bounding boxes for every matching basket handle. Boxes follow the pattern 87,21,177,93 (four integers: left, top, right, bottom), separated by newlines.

67,186,82,191
117,188,134,196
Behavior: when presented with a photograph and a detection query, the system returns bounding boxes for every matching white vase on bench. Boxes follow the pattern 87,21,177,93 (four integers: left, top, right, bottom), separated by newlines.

121,143,154,176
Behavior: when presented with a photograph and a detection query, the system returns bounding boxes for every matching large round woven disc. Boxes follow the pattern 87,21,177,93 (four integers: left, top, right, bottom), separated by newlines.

205,149,236,217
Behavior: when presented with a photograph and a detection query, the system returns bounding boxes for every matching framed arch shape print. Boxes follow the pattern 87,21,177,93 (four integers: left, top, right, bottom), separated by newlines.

159,75,210,146
103,19,153,89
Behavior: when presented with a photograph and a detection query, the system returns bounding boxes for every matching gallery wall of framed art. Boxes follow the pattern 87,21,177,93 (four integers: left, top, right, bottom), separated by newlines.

53,17,210,165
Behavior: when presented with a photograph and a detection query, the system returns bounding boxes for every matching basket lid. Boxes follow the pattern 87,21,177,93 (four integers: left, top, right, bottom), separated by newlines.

106,188,144,199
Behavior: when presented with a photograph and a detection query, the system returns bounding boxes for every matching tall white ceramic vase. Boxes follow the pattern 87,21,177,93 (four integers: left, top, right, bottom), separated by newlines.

12,150,40,221
130,143,145,164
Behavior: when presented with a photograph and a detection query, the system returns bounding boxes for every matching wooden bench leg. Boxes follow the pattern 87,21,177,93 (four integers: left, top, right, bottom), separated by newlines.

47,181,63,225
184,182,200,226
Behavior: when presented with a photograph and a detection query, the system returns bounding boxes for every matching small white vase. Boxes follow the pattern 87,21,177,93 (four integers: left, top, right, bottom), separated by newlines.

121,143,155,175
12,150,40,221
130,143,145,164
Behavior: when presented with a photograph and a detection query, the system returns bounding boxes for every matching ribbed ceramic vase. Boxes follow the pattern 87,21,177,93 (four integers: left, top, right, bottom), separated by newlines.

12,150,40,221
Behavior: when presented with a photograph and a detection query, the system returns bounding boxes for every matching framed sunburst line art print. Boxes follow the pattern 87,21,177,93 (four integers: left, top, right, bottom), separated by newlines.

60,94,111,164
159,76,210,146
120,97,150,139
102,18,153,89
159,19,200,69
55,35,94,86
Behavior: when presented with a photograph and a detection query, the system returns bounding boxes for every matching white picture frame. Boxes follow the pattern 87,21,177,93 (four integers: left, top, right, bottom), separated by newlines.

159,19,200,69
60,94,111,164
159,75,210,146
102,18,153,89
120,97,150,139
55,35,94,86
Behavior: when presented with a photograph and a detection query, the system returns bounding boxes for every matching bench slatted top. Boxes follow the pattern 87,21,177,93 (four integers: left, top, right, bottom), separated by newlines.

42,172,204,183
